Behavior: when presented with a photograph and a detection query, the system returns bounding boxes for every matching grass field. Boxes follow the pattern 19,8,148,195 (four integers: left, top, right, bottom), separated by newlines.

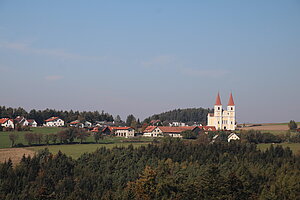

26,142,150,159
0,127,62,148
257,143,300,155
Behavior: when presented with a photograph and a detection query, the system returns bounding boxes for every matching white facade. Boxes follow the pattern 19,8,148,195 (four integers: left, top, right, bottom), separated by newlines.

143,127,162,137
228,133,240,142
207,93,236,130
30,121,37,127
169,122,186,127
114,128,135,138
45,117,65,127
167,133,183,138
0,119,14,129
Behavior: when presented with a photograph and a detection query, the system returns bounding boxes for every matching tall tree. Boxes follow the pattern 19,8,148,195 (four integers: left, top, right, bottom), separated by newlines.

8,133,18,147
126,114,136,127
288,120,297,130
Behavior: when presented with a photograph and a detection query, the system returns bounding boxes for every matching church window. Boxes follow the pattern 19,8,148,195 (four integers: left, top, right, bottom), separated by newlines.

218,107,220,110
231,107,233,110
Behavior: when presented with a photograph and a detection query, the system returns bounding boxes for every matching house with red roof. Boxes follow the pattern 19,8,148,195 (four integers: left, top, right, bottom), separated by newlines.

44,117,64,127
143,126,163,137
102,126,135,138
0,118,14,129
14,116,29,126
27,119,37,127
143,126,204,138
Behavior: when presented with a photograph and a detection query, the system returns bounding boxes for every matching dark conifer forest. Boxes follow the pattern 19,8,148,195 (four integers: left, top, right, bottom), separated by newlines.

1,139,299,199
145,108,211,124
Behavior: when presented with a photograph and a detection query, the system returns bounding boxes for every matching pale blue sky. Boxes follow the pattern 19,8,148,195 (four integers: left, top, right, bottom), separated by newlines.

0,0,299,123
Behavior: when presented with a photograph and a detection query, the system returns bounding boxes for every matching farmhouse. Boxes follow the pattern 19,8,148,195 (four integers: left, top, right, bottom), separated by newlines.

102,126,135,138
143,126,163,137
207,92,236,130
227,133,240,142
14,116,29,126
0,118,14,129
44,117,64,127
27,119,37,127
143,126,203,138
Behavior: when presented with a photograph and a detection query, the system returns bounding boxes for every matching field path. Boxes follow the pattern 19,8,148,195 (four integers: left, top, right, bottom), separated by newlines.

0,148,35,165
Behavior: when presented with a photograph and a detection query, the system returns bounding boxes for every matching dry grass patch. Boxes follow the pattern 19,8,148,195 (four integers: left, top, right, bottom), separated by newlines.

0,148,35,166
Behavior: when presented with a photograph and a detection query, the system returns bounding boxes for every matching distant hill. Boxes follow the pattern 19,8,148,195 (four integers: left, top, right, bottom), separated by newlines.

144,108,212,125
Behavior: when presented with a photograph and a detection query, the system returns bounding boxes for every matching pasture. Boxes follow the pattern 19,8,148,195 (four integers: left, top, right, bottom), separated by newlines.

257,143,300,155
0,127,62,148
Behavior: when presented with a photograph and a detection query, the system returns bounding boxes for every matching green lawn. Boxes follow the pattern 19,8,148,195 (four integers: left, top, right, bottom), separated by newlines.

0,127,62,148
26,142,150,159
257,143,300,155
0,127,154,149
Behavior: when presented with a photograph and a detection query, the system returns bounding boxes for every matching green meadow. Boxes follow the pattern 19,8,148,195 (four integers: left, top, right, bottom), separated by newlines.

257,143,300,155
0,127,62,148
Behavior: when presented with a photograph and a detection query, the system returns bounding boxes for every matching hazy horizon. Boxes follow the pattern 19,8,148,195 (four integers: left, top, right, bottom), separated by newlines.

0,1,299,123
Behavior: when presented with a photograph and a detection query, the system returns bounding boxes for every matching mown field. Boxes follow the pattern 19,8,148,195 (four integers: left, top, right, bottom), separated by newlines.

257,143,300,155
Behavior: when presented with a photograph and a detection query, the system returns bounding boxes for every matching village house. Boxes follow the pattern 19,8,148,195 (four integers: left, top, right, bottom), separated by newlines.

0,118,14,129
27,119,37,127
70,120,93,128
102,126,135,138
44,117,64,127
169,122,186,127
227,133,240,142
14,116,29,126
143,126,163,137
69,120,83,128
143,125,216,138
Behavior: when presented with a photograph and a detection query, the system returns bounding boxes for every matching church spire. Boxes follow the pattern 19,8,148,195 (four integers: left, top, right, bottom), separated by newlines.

215,92,222,105
228,93,235,106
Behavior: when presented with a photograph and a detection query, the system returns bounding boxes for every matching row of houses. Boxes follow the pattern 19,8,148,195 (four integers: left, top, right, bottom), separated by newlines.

0,116,37,129
89,125,218,139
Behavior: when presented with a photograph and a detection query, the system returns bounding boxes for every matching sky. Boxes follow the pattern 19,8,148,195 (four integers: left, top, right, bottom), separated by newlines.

0,0,299,123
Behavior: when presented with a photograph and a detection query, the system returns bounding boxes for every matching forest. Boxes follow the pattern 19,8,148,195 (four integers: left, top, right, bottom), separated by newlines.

1,139,299,200
0,106,114,125
144,108,211,124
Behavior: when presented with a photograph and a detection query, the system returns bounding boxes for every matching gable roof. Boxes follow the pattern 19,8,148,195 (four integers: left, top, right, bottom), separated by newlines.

102,126,133,132
199,126,217,131
159,126,197,133
14,116,26,123
27,119,36,123
70,120,80,125
0,118,11,124
45,117,60,122
143,126,158,133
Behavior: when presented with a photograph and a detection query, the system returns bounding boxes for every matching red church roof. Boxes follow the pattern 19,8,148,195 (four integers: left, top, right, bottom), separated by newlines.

228,93,235,106
215,92,222,105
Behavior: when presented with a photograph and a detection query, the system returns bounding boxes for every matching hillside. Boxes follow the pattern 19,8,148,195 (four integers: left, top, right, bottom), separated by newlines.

145,107,212,124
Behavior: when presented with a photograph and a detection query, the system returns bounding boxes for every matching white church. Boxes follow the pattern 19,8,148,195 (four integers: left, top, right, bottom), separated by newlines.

207,93,236,130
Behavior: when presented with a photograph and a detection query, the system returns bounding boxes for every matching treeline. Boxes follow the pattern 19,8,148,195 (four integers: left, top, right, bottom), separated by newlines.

0,106,114,125
1,139,299,199
144,107,212,124
8,128,102,147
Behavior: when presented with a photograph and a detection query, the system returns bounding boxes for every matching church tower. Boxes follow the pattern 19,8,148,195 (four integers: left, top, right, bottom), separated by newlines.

226,93,235,130
207,92,236,130
214,92,222,130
